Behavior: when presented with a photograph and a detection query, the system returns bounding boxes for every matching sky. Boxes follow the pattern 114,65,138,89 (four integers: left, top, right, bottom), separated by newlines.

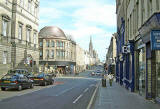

39,0,116,61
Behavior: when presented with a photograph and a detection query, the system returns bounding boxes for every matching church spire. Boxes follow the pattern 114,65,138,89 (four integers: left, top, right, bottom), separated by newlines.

89,36,93,56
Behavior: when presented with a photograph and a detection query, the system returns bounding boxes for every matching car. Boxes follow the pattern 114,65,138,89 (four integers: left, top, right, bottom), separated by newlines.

30,73,54,86
95,70,102,76
91,72,95,76
0,73,34,91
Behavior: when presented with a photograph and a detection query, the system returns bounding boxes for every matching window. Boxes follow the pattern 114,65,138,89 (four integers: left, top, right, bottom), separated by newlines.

46,40,50,47
62,42,65,48
20,0,24,7
46,50,49,58
136,2,139,31
141,0,144,24
5,0,8,4
26,28,31,42
2,19,8,37
40,50,42,58
156,0,159,10
28,0,31,13
34,4,38,17
56,41,59,47
3,51,7,64
56,50,60,58
51,41,55,47
40,42,43,47
33,33,36,44
18,24,22,40
60,41,62,47
51,50,54,58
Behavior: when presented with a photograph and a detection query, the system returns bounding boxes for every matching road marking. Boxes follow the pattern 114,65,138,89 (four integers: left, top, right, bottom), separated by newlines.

73,94,83,104
55,87,74,96
83,88,89,93
89,84,95,87
87,83,100,109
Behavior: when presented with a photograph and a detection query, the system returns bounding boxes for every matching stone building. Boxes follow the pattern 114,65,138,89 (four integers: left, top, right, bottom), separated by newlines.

11,0,39,72
116,0,160,102
0,0,12,77
39,26,76,74
0,0,39,77
106,33,117,75
89,36,99,65
76,44,85,73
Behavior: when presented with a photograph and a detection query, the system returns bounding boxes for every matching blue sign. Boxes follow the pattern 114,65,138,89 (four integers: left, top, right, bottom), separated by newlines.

151,30,160,50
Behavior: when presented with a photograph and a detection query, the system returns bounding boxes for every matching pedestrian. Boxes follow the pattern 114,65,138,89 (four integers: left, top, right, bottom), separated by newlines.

108,74,114,86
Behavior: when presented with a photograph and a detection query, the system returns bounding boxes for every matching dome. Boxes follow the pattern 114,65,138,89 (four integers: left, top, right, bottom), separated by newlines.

39,26,66,38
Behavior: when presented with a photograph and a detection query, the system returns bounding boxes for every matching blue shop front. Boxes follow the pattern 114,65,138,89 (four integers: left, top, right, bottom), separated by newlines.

138,13,160,102
123,41,135,92
116,18,135,92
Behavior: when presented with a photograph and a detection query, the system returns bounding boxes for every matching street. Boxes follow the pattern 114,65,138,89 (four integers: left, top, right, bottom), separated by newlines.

0,70,101,109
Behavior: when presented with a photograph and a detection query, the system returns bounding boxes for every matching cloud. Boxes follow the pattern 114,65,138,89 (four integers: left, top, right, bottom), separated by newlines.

72,5,116,27
40,7,66,19
39,0,116,61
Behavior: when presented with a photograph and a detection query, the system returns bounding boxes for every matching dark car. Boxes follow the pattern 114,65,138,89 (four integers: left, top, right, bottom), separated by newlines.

95,70,102,76
0,74,34,91
30,73,54,86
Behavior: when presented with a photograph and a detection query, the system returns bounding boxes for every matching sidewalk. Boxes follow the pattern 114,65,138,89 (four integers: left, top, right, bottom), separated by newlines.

93,79,160,109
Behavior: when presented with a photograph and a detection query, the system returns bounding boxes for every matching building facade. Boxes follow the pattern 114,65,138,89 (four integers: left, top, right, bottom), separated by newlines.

76,44,85,73
106,33,117,75
116,0,160,102
0,0,39,77
0,0,12,77
39,26,76,74
89,36,99,66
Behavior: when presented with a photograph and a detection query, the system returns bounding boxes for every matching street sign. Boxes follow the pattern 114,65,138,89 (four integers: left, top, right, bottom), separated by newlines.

151,30,160,50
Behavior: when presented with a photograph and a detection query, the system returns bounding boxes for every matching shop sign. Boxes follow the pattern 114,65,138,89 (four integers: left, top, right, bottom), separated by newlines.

151,30,160,50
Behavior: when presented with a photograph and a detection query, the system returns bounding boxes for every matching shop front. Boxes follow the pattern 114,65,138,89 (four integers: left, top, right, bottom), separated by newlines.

123,40,135,92
135,38,146,97
138,13,160,101
155,51,160,102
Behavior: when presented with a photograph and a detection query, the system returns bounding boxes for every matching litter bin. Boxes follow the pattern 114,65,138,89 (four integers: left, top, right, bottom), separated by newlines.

102,78,106,87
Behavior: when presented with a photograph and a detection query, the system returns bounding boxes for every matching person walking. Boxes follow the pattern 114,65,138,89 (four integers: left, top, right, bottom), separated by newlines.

108,74,114,86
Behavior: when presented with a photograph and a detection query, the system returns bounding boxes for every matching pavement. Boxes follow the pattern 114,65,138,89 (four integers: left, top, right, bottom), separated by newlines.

93,79,160,109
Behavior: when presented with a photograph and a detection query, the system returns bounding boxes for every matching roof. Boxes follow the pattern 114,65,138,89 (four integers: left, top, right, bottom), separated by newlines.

39,26,67,39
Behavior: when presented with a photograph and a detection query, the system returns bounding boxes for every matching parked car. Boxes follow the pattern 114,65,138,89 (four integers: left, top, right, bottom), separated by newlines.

0,73,34,91
91,72,95,76
95,70,102,76
30,73,54,86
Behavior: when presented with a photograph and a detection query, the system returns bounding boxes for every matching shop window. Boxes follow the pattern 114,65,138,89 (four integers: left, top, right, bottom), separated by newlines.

138,49,146,96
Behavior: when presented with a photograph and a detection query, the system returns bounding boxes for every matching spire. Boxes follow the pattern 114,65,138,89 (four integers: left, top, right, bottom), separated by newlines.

89,36,93,56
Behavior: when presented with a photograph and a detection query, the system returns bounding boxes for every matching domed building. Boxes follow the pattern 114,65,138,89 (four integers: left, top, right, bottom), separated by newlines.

39,26,76,74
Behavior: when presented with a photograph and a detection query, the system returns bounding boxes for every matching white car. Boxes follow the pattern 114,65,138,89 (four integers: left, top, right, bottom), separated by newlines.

91,72,95,76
